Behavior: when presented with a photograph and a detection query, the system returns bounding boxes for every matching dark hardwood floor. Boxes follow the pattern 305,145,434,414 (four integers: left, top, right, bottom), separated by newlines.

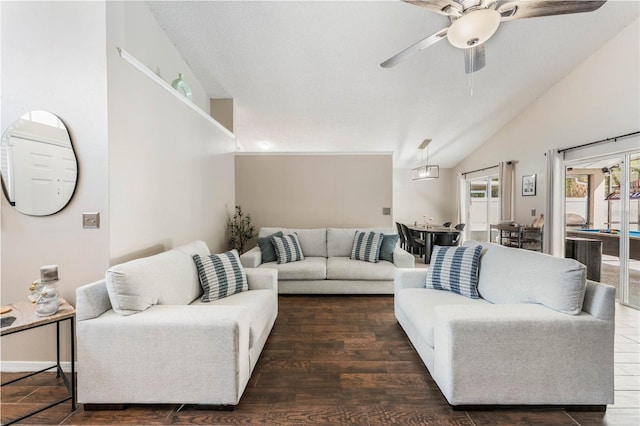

2,295,638,425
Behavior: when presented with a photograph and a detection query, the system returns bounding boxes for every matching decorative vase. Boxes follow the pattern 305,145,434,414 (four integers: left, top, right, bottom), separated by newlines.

171,73,192,100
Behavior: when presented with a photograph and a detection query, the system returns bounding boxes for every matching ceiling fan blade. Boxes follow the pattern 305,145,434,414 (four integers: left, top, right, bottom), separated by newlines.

464,44,486,74
403,0,463,18
381,27,449,68
498,0,607,21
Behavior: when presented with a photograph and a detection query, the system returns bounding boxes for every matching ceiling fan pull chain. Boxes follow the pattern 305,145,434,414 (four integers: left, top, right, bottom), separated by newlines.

468,46,474,97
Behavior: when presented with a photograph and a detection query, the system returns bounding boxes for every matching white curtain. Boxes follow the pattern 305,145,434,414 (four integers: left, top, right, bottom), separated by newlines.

498,161,515,222
456,173,467,242
543,149,565,256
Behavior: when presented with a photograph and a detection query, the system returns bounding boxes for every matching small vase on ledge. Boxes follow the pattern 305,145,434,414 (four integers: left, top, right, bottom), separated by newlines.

171,73,192,100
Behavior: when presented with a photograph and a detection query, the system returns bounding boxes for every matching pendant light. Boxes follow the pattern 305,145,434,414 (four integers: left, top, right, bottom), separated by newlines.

412,139,439,180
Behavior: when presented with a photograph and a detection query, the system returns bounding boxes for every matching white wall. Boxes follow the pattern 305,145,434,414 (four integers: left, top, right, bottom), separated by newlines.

0,1,236,367
111,1,211,113
1,1,110,362
106,1,236,261
454,18,640,226
235,154,393,230
393,168,456,227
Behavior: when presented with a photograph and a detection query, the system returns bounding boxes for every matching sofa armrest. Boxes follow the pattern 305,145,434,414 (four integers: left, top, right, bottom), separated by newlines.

394,268,428,292
432,303,614,405
76,280,112,321
246,268,278,292
583,280,615,321
392,246,415,268
240,246,262,268
77,305,251,405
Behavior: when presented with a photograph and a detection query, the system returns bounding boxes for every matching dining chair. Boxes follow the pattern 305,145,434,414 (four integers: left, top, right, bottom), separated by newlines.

433,231,461,247
400,223,425,258
395,222,406,249
454,223,465,231
442,222,452,227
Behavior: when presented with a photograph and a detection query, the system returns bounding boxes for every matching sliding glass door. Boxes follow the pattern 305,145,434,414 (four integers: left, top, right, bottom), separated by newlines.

467,176,499,242
564,151,639,308
623,153,639,307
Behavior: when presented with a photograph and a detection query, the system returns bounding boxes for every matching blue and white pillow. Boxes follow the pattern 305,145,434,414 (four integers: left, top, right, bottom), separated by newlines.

272,233,305,264
193,250,248,302
425,245,482,299
351,231,384,263
379,234,399,263
257,231,284,263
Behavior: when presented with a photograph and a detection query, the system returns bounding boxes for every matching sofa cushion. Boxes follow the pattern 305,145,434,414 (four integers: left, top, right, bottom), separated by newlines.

380,234,399,263
259,228,327,257
106,240,210,316
272,234,305,264
193,250,248,302
466,241,587,315
396,287,490,348
426,245,482,299
190,289,276,348
257,231,283,263
327,257,396,280
261,257,327,280
327,228,394,257
351,231,384,263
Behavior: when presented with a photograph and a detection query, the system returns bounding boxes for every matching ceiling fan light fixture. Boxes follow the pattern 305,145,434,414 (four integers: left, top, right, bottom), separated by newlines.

447,9,501,49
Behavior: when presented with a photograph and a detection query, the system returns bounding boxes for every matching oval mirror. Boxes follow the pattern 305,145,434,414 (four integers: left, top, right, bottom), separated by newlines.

1,111,78,216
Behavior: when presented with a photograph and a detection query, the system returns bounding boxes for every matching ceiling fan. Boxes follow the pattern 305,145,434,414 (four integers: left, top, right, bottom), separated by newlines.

381,0,607,73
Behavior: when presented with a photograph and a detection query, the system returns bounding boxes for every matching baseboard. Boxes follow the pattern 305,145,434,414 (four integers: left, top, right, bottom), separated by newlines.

451,404,607,412
1,361,74,373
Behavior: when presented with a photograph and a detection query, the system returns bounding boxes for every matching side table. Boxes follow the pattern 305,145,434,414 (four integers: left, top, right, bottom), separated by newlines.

1,298,76,425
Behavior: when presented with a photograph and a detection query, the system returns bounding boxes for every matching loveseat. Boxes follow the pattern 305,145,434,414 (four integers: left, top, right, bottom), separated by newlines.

76,240,278,407
240,227,414,294
395,240,615,409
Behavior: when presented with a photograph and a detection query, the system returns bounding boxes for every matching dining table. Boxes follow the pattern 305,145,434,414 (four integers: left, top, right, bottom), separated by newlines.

407,224,461,264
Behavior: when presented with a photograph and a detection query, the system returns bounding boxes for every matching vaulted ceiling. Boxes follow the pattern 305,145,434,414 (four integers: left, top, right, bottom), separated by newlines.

147,1,639,168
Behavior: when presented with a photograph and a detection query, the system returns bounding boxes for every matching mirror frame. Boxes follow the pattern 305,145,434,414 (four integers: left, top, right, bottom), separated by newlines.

1,111,79,216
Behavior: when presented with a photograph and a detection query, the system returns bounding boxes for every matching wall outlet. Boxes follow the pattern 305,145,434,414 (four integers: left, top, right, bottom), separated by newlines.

531,209,536,216
83,212,100,229
382,207,391,216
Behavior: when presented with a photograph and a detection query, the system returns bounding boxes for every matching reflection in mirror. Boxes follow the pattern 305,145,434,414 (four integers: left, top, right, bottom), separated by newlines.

1,111,78,216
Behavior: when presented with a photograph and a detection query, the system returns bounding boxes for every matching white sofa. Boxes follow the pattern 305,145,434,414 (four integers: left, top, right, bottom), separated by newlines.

240,227,414,294
76,240,278,407
395,241,615,409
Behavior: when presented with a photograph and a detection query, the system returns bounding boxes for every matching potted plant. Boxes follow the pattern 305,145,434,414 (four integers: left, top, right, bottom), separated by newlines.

228,205,255,253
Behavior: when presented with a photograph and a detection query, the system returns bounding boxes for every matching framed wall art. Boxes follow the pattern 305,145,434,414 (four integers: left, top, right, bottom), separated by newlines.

522,174,536,196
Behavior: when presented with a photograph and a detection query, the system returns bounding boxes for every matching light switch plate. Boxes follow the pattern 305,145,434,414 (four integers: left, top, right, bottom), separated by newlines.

382,207,391,216
83,212,100,229
531,209,536,216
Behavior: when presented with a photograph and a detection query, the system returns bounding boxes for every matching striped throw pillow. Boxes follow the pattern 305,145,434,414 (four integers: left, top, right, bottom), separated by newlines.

193,250,248,302
425,245,482,299
272,234,305,264
350,231,384,263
